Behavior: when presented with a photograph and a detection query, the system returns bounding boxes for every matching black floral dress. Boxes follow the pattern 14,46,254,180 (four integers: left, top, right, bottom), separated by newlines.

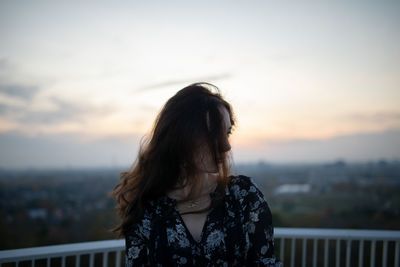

125,175,282,266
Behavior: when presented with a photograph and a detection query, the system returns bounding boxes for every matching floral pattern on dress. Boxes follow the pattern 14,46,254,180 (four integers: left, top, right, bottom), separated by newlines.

125,175,282,266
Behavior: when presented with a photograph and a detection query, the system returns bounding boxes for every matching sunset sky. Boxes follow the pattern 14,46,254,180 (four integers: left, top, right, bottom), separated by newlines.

0,1,399,168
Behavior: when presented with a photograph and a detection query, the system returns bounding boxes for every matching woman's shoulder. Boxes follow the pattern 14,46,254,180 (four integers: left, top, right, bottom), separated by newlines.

226,175,266,203
227,175,261,193
226,174,273,223
228,174,254,187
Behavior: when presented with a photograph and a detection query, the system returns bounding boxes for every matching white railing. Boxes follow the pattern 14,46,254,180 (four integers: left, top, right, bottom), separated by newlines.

276,228,400,267
0,240,125,267
0,228,399,267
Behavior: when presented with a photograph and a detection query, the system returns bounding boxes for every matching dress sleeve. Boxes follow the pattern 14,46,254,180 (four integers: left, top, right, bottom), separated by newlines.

240,176,282,267
124,216,151,267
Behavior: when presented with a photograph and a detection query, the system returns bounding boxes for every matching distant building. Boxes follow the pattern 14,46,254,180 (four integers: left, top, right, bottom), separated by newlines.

274,184,311,195
28,208,47,219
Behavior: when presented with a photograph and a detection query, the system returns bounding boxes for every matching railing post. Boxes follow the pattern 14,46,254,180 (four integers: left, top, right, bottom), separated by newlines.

313,238,317,267
345,239,351,267
382,241,388,267
116,250,121,267
89,253,94,267
370,240,376,267
324,238,329,267
336,239,341,267
358,240,364,267
75,254,80,267
301,238,306,267
103,251,108,267
290,238,295,267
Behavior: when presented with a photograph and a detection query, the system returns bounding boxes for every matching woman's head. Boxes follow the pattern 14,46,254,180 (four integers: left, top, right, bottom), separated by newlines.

150,82,234,179
111,82,235,236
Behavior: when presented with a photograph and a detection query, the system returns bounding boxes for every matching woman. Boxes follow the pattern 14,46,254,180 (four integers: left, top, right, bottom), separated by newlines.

112,83,281,266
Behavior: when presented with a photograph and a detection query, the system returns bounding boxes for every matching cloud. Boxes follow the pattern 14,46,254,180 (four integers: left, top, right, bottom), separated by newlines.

0,58,40,101
0,57,20,81
0,103,9,114
233,129,400,163
0,131,141,169
21,97,113,125
134,73,232,92
0,94,114,126
0,102,20,115
0,58,8,69
0,84,39,100
19,97,89,124
343,111,400,123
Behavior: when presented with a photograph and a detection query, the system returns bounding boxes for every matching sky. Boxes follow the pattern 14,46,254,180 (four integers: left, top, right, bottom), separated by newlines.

0,1,399,168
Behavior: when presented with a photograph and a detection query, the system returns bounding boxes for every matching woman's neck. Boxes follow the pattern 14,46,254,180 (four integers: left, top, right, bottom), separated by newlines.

167,172,218,201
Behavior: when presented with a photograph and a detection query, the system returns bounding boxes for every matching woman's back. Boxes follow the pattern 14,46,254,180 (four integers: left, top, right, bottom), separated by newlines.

125,175,281,266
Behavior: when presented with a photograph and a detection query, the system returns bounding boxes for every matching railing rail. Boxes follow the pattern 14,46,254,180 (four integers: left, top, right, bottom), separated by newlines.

0,240,125,267
1,228,399,267
275,228,400,267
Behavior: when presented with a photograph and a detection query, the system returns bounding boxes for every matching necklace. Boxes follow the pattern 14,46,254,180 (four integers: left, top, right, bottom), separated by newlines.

187,201,199,208
169,175,217,210
185,194,210,209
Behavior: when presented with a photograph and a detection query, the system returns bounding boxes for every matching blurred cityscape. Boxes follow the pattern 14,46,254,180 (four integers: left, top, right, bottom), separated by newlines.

1,160,399,250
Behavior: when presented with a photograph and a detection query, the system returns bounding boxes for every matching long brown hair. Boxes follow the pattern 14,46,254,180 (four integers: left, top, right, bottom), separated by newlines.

111,82,236,237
